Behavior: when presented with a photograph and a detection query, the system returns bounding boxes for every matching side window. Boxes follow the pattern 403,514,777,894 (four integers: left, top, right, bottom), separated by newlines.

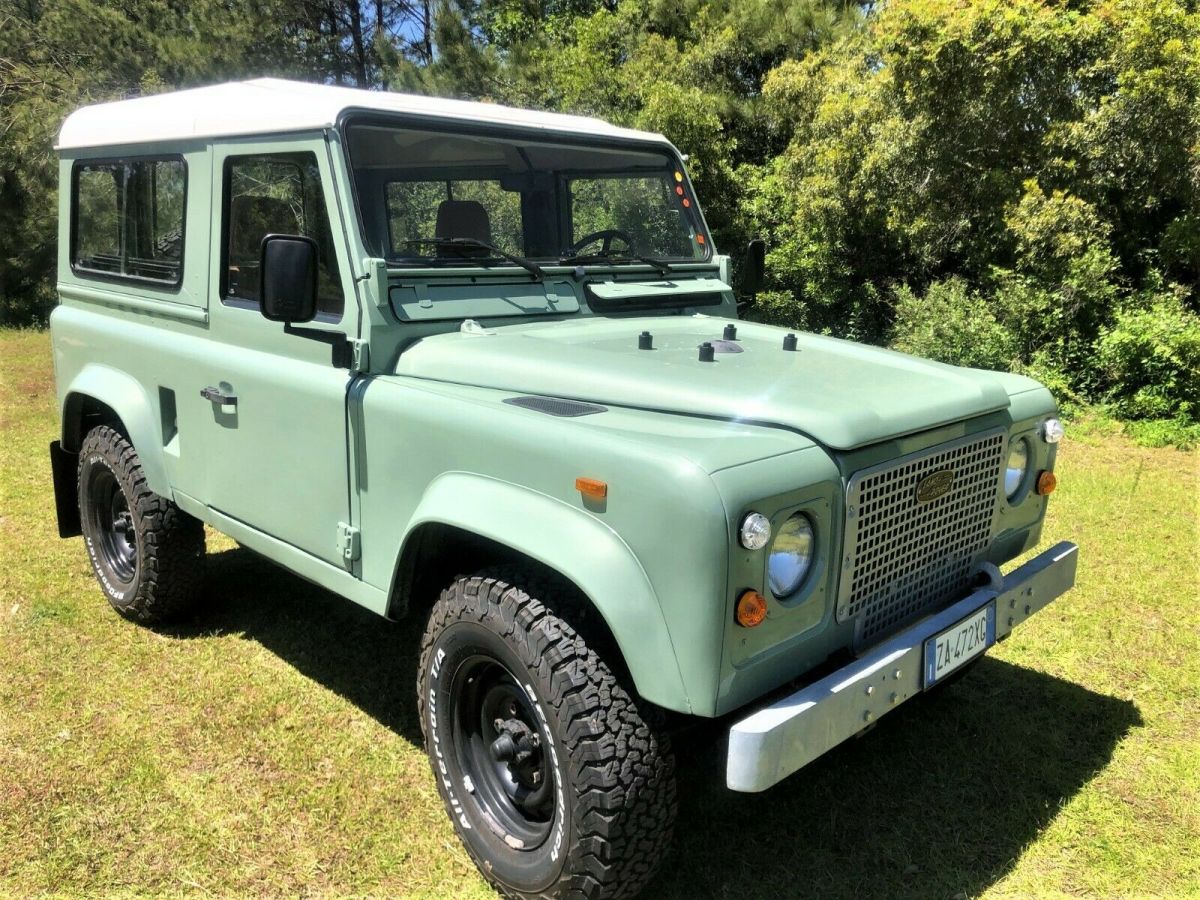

72,158,186,285
223,152,344,318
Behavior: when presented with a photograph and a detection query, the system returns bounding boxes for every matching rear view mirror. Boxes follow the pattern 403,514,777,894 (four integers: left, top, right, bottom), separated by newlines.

499,171,555,193
260,234,318,323
741,238,766,296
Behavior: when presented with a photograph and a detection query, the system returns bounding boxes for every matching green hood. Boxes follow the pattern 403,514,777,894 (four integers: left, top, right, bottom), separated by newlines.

393,315,1040,450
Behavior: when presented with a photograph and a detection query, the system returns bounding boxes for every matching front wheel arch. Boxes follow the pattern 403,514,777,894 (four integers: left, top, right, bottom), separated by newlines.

389,474,692,715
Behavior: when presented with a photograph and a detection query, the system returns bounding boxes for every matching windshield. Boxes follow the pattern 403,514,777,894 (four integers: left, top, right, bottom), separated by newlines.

345,121,711,267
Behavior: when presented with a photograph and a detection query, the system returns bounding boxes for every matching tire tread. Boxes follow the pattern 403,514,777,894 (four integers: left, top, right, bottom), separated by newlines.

77,425,205,623
417,567,676,899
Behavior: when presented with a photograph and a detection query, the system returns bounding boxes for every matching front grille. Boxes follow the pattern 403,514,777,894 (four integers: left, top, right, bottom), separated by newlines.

837,431,1006,644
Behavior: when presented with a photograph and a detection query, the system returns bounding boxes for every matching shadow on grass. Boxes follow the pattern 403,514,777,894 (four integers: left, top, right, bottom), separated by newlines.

169,547,1141,900
161,546,429,746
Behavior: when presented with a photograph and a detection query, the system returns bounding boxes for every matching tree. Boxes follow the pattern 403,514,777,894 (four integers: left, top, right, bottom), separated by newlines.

0,0,433,323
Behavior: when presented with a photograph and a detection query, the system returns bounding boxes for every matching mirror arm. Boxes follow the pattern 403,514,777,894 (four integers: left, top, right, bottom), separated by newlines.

283,323,353,369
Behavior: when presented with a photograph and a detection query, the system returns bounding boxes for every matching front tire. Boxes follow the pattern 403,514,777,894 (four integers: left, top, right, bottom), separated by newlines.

418,569,676,899
77,425,205,623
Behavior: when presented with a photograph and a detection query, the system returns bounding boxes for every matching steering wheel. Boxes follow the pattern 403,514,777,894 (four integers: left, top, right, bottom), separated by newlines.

566,228,637,257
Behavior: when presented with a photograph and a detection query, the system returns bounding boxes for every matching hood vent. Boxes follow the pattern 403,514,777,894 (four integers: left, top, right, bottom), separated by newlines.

503,396,608,417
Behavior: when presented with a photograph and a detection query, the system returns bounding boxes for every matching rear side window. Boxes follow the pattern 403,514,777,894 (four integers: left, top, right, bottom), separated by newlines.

72,158,186,286
222,152,344,319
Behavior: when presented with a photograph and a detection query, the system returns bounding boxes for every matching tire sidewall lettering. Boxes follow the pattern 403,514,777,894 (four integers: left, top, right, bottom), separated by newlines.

523,681,566,863
428,647,471,831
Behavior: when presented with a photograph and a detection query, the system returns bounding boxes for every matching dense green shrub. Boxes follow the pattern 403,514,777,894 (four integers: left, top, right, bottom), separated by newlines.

890,279,1017,371
1096,292,1200,423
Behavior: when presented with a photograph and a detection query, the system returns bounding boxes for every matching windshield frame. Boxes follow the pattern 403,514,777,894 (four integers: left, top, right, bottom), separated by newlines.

338,111,714,272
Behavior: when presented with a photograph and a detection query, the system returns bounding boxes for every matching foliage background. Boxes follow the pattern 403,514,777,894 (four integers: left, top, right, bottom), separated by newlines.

2,0,1198,434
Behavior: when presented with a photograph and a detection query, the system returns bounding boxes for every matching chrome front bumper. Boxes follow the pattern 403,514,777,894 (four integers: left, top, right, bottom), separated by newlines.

726,541,1079,792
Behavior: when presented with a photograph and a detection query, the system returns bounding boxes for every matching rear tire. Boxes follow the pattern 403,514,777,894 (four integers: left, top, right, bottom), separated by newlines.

417,568,676,899
77,425,205,623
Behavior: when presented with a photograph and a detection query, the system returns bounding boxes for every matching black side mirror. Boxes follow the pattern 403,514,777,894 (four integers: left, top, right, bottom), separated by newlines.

260,234,318,323
741,238,766,296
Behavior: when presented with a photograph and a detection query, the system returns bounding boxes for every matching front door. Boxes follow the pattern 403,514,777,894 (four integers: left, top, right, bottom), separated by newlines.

199,138,355,567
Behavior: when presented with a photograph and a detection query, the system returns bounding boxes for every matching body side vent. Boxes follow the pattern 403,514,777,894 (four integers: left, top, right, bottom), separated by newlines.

503,396,608,417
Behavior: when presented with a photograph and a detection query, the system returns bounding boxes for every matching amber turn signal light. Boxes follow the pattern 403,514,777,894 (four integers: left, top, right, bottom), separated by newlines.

1035,470,1057,495
736,590,768,628
575,477,607,500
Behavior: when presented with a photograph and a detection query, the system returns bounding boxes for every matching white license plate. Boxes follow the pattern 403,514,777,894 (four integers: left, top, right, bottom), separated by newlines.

923,602,995,688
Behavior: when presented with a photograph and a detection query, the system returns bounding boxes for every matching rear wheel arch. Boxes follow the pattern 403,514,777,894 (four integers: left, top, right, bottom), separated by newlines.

60,366,170,497
63,392,126,452
54,393,131,538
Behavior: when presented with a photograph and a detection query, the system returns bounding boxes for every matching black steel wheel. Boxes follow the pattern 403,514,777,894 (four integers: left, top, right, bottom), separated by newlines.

418,568,676,899
85,464,138,585
77,425,205,622
450,655,556,849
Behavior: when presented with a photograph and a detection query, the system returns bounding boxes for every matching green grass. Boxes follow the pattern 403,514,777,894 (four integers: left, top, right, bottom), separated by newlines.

2,327,1197,898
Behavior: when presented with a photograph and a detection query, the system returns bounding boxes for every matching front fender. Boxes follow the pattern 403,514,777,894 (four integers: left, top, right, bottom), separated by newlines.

400,472,692,714
61,364,169,497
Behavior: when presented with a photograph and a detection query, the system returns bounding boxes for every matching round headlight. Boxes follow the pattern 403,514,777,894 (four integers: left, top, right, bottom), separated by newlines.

767,514,814,598
1005,438,1030,499
1042,418,1065,444
739,512,772,550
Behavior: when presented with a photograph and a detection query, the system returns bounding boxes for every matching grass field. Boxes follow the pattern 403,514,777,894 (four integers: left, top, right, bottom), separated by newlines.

1,327,1197,898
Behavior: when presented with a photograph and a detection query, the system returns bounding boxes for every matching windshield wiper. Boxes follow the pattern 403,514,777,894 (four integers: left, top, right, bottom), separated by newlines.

558,252,672,278
403,238,544,282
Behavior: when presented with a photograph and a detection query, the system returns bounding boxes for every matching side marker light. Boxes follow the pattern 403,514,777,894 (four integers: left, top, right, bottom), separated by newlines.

575,477,608,500
736,590,768,628
1035,471,1057,496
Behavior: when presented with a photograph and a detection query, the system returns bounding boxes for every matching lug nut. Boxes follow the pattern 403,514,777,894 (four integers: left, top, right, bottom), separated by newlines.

783,333,798,351
723,323,738,341
638,330,653,350
490,732,516,762
698,342,715,362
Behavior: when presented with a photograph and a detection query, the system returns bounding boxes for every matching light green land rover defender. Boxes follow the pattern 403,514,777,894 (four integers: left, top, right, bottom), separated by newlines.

49,79,1077,899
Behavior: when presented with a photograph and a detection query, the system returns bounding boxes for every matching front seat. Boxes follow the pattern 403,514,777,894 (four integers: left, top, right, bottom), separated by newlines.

434,199,491,256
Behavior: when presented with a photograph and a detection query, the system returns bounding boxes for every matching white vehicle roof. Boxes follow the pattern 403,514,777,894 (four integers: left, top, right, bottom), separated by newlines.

56,78,669,151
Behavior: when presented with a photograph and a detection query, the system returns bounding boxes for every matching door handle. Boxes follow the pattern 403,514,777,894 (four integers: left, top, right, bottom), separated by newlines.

200,385,237,407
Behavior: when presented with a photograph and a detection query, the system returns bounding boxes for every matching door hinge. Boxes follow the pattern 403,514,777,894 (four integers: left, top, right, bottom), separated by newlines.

337,522,361,567
350,339,369,373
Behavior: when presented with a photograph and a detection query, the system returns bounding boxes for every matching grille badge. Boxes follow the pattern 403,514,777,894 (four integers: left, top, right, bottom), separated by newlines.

916,469,956,502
